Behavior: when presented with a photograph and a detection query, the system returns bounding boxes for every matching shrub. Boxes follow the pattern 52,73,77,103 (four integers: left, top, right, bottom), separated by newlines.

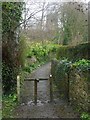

57,43,90,61
72,59,90,72
27,43,59,62
81,112,90,120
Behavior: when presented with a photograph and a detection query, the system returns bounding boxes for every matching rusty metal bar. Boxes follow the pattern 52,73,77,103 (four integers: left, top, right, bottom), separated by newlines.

25,78,49,81
49,75,53,102
34,79,38,105
67,73,70,103
25,76,53,104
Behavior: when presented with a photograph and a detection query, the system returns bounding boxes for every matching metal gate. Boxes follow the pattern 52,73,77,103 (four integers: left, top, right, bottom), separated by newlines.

17,74,53,104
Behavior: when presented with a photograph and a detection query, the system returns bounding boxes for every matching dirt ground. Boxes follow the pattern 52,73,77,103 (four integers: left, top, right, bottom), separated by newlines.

13,62,79,118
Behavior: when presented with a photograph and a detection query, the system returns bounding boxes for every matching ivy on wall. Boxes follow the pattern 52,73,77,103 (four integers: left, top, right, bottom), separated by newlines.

2,2,24,94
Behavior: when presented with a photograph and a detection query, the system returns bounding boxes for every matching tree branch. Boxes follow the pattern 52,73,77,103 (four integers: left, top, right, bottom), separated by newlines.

14,8,45,30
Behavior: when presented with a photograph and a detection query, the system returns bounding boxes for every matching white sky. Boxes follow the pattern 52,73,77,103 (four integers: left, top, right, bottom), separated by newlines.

24,0,89,17
23,0,89,28
25,0,90,3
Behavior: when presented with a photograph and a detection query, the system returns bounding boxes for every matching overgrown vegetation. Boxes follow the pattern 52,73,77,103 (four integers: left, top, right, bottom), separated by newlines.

2,2,24,118
51,57,90,119
23,42,60,74
57,43,89,61
54,58,90,98
81,112,90,120
27,42,59,59
2,1,89,118
52,57,90,116
2,94,17,118
72,59,90,72
2,2,24,94
55,58,90,84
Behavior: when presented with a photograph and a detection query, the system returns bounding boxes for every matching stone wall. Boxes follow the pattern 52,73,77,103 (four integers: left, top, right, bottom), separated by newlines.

51,60,90,112
69,70,90,112
51,60,69,99
51,59,58,81
57,43,90,61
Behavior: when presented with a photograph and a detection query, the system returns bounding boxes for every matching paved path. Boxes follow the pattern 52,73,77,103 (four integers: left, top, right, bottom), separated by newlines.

13,62,79,118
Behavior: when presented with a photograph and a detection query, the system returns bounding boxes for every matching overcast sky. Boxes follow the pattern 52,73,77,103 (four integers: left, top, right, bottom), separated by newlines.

23,0,89,28
24,0,90,3
24,0,89,17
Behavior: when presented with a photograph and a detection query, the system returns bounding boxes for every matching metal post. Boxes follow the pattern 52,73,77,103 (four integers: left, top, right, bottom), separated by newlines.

67,73,70,103
17,75,20,102
49,75,53,102
34,79,37,105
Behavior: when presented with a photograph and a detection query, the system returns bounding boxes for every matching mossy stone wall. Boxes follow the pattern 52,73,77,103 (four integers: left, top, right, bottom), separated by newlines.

51,59,69,99
57,43,90,61
69,70,90,112
51,43,90,111
51,60,90,111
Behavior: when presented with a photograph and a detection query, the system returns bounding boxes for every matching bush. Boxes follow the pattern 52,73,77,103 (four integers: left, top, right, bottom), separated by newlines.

23,42,60,74
57,43,90,61
72,59,90,72
81,112,90,120
27,42,59,63
2,93,18,118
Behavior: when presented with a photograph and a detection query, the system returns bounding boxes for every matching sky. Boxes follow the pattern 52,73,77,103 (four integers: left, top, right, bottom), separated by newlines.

24,0,89,17
23,0,89,28
25,0,90,3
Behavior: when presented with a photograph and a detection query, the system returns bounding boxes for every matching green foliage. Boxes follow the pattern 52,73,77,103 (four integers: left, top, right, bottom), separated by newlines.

57,43,90,61
8,94,17,102
23,63,37,73
54,58,90,89
2,94,17,118
2,62,18,94
23,42,59,73
23,61,45,73
55,59,71,83
27,43,59,61
2,2,24,94
56,59,72,75
2,2,24,34
73,59,90,72
81,112,90,120
55,59,90,78
56,46,68,59
54,58,90,99
54,58,72,97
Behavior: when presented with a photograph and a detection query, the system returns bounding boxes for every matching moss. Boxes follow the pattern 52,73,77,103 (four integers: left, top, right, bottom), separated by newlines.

56,46,68,59
51,58,90,111
69,70,89,112
57,43,90,61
